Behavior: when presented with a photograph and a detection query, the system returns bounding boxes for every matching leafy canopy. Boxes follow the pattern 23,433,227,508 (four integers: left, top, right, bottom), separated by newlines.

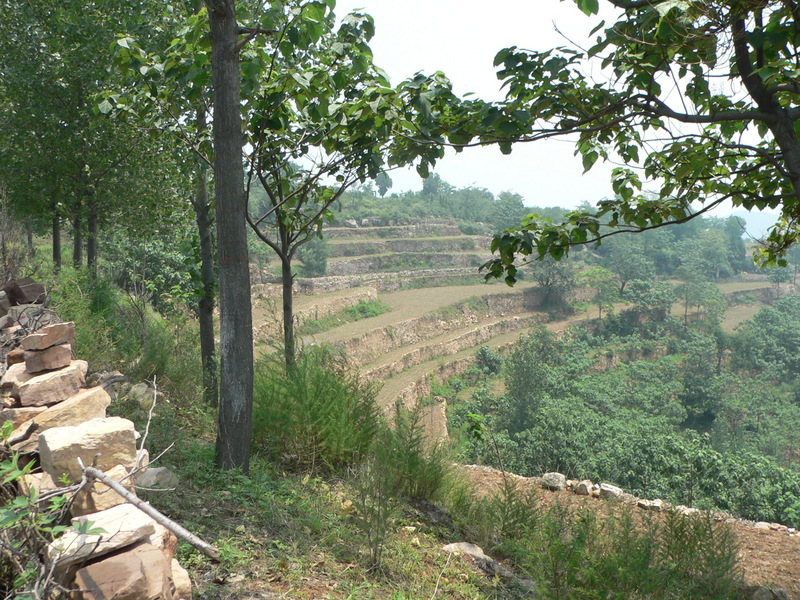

404,0,800,282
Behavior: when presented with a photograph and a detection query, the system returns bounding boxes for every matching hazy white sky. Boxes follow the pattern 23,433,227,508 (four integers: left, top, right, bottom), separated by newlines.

334,0,618,208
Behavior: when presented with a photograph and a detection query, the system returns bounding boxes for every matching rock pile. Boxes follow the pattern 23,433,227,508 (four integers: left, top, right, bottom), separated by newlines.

1,320,193,599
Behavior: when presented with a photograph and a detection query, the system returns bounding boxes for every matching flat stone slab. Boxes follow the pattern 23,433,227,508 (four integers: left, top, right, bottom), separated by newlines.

20,321,76,351
11,387,110,453
46,503,156,573
24,343,73,374
73,542,172,600
0,405,46,431
39,416,137,483
2,361,87,407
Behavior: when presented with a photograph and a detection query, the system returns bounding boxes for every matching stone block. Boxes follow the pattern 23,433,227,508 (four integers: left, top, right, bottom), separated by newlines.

39,417,137,483
46,503,156,574
20,322,76,351
574,480,593,496
135,467,179,490
599,483,623,498
0,362,31,398
6,346,24,366
170,558,192,600
0,405,46,430
71,465,133,517
11,386,110,453
24,343,72,374
148,522,178,561
0,290,10,316
17,361,86,407
19,472,59,497
72,542,171,600
541,472,566,491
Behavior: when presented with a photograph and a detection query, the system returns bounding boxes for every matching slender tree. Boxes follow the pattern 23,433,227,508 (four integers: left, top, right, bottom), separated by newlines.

204,0,254,472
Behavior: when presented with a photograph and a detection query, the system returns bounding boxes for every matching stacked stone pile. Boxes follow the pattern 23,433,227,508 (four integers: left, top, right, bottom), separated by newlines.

1,320,193,599
0,277,61,373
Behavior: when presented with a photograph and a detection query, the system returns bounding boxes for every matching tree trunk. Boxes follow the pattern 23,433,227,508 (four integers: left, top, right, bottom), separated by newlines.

72,198,82,268
52,210,61,271
281,255,295,368
87,195,98,279
206,0,254,473
193,166,218,408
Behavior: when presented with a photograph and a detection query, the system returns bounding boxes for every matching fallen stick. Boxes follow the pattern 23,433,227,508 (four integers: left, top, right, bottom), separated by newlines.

80,462,220,561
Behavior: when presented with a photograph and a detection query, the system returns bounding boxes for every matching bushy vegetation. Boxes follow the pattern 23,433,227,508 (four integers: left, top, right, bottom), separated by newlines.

448,308,800,527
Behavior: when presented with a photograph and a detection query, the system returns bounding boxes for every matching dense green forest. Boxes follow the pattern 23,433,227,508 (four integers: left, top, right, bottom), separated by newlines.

445,296,800,527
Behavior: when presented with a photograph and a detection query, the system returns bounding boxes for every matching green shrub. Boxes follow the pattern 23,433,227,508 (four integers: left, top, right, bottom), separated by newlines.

374,406,452,502
252,347,380,473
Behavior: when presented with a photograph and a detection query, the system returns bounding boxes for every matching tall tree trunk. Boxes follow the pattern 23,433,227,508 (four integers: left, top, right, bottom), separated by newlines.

52,209,61,272
87,194,98,279
193,166,218,408
206,0,254,473
281,255,295,368
72,198,82,268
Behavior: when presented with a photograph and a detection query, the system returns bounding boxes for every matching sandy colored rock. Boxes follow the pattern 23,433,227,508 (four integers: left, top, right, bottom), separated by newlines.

11,386,110,453
16,361,86,407
542,472,567,491
20,321,75,351
135,466,179,490
19,472,59,497
0,362,31,398
148,522,178,561
73,542,172,600
71,465,133,517
24,343,72,374
574,480,592,496
46,503,156,573
39,417,137,483
170,558,192,600
0,405,46,430
6,346,24,366
599,483,623,498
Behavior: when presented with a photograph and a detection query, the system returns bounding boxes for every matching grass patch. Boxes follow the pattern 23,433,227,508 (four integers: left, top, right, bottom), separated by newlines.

299,299,391,335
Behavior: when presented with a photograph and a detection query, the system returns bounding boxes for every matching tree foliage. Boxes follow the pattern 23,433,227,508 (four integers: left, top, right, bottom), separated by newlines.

410,0,800,281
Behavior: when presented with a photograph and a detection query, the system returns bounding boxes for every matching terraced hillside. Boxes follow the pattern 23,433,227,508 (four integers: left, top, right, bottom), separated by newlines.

251,218,777,433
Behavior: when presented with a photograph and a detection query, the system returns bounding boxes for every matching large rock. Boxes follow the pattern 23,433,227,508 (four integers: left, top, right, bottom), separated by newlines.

574,480,593,496
19,472,60,497
21,322,76,351
16,361,86,407
71,464,134,517
39,417,137,483
72,542,172,600
3,278,45,305
135,466,179,490
46,503,156,574
170,558,192,600
0,405,46,430
11,387,111,452
599,483,624,498
0,290,10,316
24,343,72,374
541,472,567,492
0,362,31,396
